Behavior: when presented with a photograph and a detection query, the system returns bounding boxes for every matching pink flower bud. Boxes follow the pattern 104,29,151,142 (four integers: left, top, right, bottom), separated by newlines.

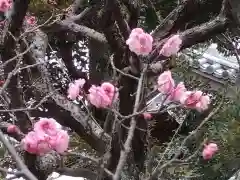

7,125,19,133
168,82,186,102
67,78,86,100
202,143,218,160
25,16,37,25
180,91,210,111
143,113,152,120
157,70,175,94
160,35,182,57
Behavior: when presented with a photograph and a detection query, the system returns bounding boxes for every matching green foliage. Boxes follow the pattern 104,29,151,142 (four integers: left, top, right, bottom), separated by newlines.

195,95,240,180
171,55,240,179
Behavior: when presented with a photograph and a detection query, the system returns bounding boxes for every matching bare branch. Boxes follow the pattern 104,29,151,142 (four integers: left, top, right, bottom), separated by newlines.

180,0,230,49
0,130,37,180
113,67,146,180
147,100,223,180
25,29,111,153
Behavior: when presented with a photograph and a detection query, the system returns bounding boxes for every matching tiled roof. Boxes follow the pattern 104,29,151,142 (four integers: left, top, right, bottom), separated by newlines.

145,44,240,120
184,44,240,84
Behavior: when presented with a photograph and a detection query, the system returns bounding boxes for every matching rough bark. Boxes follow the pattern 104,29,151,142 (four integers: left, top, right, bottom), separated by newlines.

25,29,111,154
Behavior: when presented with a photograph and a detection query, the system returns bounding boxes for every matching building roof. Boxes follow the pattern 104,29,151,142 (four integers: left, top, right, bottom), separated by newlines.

146,44,240,118
184,44,240,85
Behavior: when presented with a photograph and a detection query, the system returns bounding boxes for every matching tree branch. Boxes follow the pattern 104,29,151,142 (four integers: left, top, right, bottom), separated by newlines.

152,0,208,40
25,29,110,154
1,0,32,133
42,20,107,43
180,0,231,49
149,0,231,62
113,67,146,180
0,130,37,180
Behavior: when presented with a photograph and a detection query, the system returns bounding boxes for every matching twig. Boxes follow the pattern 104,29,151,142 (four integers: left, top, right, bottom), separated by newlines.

59,20,107,43
0,45,32,69
110,54,139,80
16,62,45,72
113,67,147,180
0,130,37,180
0,89,58,113
147,100,223,180
20,13,55,38
221,33,240,72
67,151,114,177
0,59,22,96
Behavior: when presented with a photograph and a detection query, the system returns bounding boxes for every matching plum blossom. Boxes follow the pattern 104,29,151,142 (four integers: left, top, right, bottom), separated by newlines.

88,85,111,108
156,71,211,111
0,80,4,85
126,28,153,55
143,113,152,120
7,124,20,134
168,82,186,102
21,118,69,155
195,95,211,112
67,78,86,100
160,35,182,57
88,82,118,108
101,82,118,101
0,0,12,12
202,143,218,160
34,118,60,136
50,130,69,154
180,91,210,111
25,16,37,25
157,70,175,94
21,131,51,155
180,91,202,108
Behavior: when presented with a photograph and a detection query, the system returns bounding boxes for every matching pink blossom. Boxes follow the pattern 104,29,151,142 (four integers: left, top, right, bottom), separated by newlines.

21,131,51,155
195,95,211,112
101,82,118,101
7,124,19,134
50,130,69,154
21,118,69,155
143,113,152,120
0,20,5,27
67,78,86,100
160,35,182,57
180,91,210,111
202,143,218,160
88,82,118,108
34,118,59,136
0,80,4,85
126,28,153,56
0,0,12,12
25,16,37,25
88,85,111,108
157,71,175,94
168,82,186,102
180,91,203,108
